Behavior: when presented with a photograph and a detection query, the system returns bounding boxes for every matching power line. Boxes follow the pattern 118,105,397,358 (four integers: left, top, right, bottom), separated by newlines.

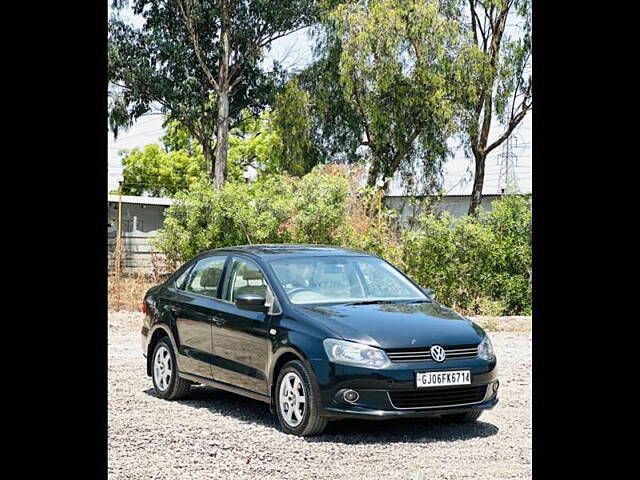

110,128,165,142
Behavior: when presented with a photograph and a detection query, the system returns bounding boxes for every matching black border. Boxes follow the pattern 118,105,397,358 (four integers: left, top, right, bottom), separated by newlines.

16,0,616,476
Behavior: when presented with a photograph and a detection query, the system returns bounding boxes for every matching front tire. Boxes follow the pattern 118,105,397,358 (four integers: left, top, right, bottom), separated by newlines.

151,338,191,400
275,360,328,436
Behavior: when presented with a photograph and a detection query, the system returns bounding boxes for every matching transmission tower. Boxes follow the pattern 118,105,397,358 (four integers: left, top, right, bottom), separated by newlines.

497,134,519,193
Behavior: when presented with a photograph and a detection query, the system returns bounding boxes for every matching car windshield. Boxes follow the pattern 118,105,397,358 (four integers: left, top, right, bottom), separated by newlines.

268,256,427,305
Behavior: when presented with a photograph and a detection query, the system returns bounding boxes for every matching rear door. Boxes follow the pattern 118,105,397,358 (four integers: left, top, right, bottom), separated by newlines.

209,256,272,395
164,255,228,379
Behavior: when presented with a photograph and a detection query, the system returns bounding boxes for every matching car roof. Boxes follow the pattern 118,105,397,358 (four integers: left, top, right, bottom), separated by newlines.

200,244,373,260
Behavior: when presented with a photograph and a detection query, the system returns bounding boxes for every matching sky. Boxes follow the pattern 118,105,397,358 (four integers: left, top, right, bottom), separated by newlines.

107,11,531,196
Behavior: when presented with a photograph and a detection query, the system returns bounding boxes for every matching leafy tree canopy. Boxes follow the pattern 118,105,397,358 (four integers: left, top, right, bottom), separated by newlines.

109,0,319,188
118,100,316,196
118,121,208,197
300,0,480,193
457,0,532,214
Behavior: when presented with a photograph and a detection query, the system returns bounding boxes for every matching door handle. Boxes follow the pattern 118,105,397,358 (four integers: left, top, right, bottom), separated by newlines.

168,305,180,315
212,316,226,327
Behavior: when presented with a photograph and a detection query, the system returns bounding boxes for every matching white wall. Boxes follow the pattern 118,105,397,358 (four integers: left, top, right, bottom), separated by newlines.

384,195,503,228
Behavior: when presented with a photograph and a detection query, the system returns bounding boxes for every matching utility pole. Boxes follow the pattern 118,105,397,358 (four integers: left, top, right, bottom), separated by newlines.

115,180,123,281
497,135,519,193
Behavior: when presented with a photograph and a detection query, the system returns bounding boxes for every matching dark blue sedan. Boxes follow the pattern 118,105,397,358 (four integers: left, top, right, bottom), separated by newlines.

141,245,498,436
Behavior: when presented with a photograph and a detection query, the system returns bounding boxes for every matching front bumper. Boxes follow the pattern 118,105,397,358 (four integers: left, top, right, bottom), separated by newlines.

308,357,498,420
323,397,498,420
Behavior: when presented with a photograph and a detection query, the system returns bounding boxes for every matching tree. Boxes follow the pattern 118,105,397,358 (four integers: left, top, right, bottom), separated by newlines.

119,145,207,196
119,106,313,195
303,0,475,194
109,0,318,190
227,82,317,181
119,122,207,196
270,79,316,177
462,0,532,215
174,0,319,189
226,111,280,182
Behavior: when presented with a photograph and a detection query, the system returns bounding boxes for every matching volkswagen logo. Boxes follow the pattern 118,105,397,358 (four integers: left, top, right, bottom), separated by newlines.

430,345,446,362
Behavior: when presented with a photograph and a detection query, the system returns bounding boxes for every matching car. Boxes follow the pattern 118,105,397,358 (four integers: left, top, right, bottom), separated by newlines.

141,244,498,436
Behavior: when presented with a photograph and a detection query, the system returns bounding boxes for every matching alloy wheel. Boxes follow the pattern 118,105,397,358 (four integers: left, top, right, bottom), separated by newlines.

153,345,172,391
279,372,306,427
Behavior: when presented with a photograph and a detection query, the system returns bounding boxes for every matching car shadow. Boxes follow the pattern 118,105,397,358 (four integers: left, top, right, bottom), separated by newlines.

143,385,499,444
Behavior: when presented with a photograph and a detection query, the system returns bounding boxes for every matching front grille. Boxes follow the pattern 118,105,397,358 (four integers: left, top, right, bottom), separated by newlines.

388,385,488,409
385,344,478,362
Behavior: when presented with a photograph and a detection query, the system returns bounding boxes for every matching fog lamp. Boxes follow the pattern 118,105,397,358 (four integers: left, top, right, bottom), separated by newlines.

343,389,359,403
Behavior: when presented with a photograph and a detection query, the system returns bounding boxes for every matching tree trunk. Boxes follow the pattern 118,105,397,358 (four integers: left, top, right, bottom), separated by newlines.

201,138,215,182
214,88,229,189
381,175,392,195
468,151,486,216
366,159,380,188
213,2,231,191
465,4,513,216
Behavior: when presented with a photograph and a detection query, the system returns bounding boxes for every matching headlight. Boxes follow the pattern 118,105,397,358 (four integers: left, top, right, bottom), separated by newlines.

478,335,495,361
323,338,391,369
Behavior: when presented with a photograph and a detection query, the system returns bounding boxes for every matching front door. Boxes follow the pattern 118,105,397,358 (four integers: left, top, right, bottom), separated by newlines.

167,255,227,379
210,256,272,395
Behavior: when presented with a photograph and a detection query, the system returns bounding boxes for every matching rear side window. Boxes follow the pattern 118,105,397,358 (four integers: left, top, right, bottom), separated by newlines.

224,257,268,302
184,256,227,298
174,265,193,290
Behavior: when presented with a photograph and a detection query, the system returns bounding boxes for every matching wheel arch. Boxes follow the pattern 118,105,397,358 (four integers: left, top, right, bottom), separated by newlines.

146,325,179,377
269,348,306,405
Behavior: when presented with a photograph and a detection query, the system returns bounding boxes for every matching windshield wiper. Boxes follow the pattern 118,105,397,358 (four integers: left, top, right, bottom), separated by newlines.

342,300,397,306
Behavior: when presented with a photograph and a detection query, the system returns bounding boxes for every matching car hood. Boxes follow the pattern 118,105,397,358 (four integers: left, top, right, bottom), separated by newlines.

295,302,483,349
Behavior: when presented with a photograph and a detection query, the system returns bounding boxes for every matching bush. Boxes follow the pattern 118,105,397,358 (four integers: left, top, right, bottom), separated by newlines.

155,175,297,265
155,167,530,316
155,165,401,266
402,195,531,315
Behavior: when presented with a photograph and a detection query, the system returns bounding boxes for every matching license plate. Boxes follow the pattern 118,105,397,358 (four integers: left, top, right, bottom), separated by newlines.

416,370,471,388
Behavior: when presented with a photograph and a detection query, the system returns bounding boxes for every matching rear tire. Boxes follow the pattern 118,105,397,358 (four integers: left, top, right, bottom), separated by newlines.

151,338,191,400
441,410,483,423
275,360,328,436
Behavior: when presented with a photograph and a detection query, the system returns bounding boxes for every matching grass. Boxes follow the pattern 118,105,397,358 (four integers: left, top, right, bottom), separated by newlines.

472,315,532,333
108,271,162,312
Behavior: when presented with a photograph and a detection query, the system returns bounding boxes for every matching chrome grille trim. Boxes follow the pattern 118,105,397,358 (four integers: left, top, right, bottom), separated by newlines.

385,345,478,363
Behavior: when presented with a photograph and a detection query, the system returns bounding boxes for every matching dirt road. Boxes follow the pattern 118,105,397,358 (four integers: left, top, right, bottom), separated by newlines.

108,312,531,479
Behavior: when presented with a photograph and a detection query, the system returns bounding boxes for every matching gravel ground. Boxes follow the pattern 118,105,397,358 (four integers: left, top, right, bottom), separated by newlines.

108,312,531,479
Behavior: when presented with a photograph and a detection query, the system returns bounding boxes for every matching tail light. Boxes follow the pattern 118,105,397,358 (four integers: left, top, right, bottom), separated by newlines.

142,298,147,314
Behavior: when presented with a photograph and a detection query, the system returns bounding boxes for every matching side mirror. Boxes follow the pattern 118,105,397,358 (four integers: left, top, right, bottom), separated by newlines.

236,293,267,312
421,287,434,299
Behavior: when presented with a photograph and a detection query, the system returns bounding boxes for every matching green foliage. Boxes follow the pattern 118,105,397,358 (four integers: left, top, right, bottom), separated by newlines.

402,195,531,315
120,144,207,197
121,107,315,195
226,112,281,183
155,165,401,265
108,0,318,181
270,79,317,177
154,175,297,263
155,168,531,317
109,3,220,143
162,119,201,155
227,80,317,181
289,169,349,243
299,0,478,191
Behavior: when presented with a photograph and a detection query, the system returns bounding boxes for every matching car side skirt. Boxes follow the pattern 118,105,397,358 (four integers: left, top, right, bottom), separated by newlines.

178,371,271,404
